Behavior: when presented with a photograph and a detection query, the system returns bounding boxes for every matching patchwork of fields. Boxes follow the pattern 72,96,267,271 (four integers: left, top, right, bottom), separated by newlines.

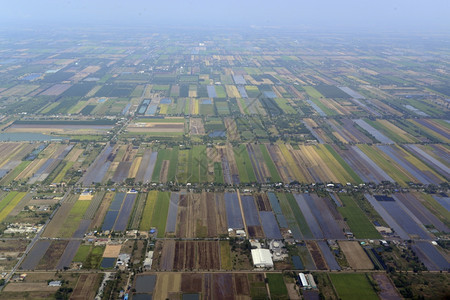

0,29,448,300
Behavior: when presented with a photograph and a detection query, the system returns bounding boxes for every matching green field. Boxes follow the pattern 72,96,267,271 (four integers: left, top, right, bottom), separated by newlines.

318,144,362,184
213,162,224,184
329,273,379,300
73,245,91,262
83,246,105,269
150,192,170,237
285,193,313,239
233,145,257,183
0,161,31,185
303,86,324,98
266,273,289,299
337,195,381,238
151,147,179,182
53,161,74,183
0,192,26,222
219,241,232,270
276,193,302,238
358,144,411,186
139,191,170,237
139,191,157,231
58,200,91,237
274,98,296,114
259,144,282,182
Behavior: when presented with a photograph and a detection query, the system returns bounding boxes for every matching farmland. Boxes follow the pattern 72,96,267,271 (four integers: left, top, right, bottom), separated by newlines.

0,27,449,300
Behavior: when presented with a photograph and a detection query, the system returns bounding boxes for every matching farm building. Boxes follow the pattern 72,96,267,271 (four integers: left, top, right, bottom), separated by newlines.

251,249,273,268
48,281,62,287
299,273,310,289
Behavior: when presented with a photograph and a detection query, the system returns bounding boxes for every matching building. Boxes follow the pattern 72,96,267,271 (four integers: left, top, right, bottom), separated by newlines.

251,249,273,268
48,281,62,287
298,273,310,289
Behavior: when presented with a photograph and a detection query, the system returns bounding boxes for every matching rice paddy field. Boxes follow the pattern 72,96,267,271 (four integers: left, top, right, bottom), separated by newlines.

0,28,449,300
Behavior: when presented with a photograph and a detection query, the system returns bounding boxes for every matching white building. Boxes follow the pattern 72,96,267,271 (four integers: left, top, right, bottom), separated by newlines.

251,249,273,268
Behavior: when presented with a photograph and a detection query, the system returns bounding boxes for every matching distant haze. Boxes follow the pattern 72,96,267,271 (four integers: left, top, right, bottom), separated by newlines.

1,0,450,32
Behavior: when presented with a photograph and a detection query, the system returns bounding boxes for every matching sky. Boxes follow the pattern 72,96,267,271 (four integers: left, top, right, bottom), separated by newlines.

1,0,449,33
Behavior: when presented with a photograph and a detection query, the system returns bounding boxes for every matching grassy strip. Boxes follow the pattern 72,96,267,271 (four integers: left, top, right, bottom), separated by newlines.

276,193,302,239
329,273,379,300
128,193,147,230
73,245,91,262
152,150,169,182
0,192,26,222
167,147,179,182
259,144,282,182
358,144,410,186
219,241,232,270
337,195,381,239
274,98,296,114
150,192,170,238
214,162,224,184
233,146,249,183
53,161,74,183
139,191,157,231
0,161,31,185
303,86,324,98
58,200,91,237
266,273,289,299
83,246,105,269
322,144,362,184
285,193,313,239
237,145,257,182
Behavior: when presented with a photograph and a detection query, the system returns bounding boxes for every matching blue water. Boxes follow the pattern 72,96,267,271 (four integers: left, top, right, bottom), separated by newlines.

263,91,277,98
160,98,171,104
0,133,68,142
22,73,42,81
208,130,226,137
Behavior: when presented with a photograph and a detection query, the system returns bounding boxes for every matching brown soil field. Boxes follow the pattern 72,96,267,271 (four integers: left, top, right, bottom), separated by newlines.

234,273,250,296
71,273,102,300
224,144,240,181
175,194,188,238
128,123,184,132
103,244,122,258
224,117,239,141
372,273,402,300
254,193,271,211
39,83,72,96
176,193,205,238
213,273,235,299
181,273,203,293
3,283,59,292
172,241,220,271
247,226,265,239
153,273,181,300
36,240,69,270
90,192,114,230
190,118,205,135
197,241,220,270
159,160,169,183
306,241,328,270
338,241,374,270
66,147,83,162
159,240,175,271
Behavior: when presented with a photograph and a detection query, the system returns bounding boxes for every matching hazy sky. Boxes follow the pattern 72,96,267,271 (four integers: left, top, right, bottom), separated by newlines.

2,0,449,32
